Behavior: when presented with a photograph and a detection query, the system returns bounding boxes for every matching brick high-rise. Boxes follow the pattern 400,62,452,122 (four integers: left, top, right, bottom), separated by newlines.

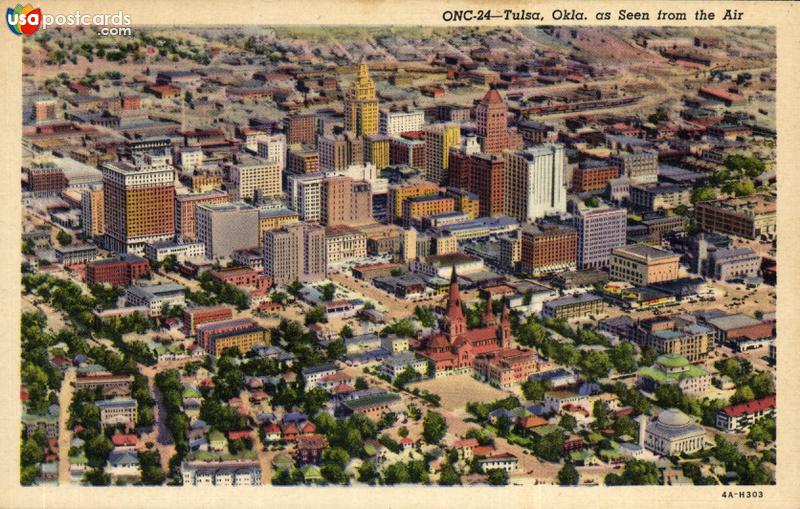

520,224,577,274
475,88,509,155
102,154,175,254
321,175,373,227
283,113,317,146
175,190,229,241
318,132,363,171
470,153,506,218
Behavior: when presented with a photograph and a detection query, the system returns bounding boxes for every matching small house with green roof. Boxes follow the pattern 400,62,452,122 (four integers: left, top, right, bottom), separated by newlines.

302,465,323,483
208,430,227,452
636,353,711,396
569,449,600,466
69,452,89,478
272,453,293,471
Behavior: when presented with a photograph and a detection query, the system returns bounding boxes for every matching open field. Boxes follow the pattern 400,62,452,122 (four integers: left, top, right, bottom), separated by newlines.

407,375,510,411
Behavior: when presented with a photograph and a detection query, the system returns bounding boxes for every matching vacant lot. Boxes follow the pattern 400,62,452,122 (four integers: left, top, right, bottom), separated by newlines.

408,375,509,412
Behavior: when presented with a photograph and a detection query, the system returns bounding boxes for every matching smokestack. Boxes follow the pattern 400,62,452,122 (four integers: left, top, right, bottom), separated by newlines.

637,415,647,449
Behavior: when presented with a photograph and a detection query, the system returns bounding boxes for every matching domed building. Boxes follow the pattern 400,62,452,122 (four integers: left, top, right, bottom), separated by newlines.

636,353,711,396
643,408,706,456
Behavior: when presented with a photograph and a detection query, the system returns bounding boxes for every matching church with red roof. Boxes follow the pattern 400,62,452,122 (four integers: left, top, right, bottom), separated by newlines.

416,269,540,388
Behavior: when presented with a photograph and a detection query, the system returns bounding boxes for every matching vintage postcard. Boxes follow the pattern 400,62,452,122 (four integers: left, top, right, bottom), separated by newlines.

1,1,798,508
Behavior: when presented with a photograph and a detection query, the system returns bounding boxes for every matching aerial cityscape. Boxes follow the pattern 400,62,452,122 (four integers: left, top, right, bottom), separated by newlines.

19,25,776,487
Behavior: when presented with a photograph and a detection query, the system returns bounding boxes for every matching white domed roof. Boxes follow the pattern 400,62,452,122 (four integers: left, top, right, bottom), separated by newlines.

657,408,691,428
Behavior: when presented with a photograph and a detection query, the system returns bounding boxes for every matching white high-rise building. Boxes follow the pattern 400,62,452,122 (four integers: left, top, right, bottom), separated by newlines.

505,144,567,222
287,173,324,223
379,109,425,136
256,133,287,170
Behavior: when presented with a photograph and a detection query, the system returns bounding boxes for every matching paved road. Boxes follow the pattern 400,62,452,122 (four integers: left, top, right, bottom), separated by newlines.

57,368,76,485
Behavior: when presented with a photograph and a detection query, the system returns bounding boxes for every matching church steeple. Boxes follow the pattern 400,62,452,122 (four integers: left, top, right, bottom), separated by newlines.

483,297,497,326
442,267,466,339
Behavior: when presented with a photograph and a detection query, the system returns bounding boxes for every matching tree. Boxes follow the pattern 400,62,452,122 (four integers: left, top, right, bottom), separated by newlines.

56,230,72,246
747,417,775,446
609,341,638,374
139,449,165,485
521,379,547,401
393,365,420,389
439,462,461,486
326,339,345,361
20,439,44,466
357,460,378,485
534,430,564,462
606,459,659,485
748,372,774,399
413,306,436,328
730,385,756,405
305,305,326,325
383,462,410,484
270,291,288,304
613,415,638,439
339,324,354,339
354,377,368,391
422,411,448,444
486,468,509,486
579,350,611,381
320,283,336,301
558,462,579,485
691,186,716,204
593,400,611,429
559,414,577,432
287,280,303,297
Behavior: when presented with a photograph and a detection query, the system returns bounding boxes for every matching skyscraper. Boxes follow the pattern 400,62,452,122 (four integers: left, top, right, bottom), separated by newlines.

196,202,259,259
574,203,627,270
263,222,326,286
344,63,379,137
320,175,373,227
102,154,175,254
505,144,567,222
475,88,509,155
424,123,461,184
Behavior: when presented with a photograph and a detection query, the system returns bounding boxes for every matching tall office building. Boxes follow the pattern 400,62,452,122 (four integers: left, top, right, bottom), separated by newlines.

256,134,286,171
321,175,373,227
344,63,379,137
318,132,363,171
387,180,440,224
102,154,175,254
574,203,627,270
365,135,391,170
609,149,659,184
505,144,567,222
263,222,326,286
174,190,229,241
283,113,317,146
196,202,259,259
81,185,105,239
380,109,425,135
424,123,461,184
470,153,506,218
475,88,509,155
229,158,282,202
287,173,324,223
